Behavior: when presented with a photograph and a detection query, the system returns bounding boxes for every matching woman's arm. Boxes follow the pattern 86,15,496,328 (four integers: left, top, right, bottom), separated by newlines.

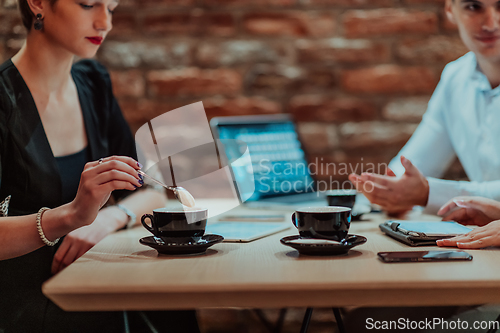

0,156,142,261
438,196,500,226
0,203,75,260
51,188,166,273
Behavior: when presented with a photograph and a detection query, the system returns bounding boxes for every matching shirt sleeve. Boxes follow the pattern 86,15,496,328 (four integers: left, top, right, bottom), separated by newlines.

388,73,456,178
425,178,500,214
387,66,459,213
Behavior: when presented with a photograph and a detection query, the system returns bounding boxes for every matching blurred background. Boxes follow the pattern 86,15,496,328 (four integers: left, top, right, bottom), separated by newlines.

0,0,470,331
0,0,470,186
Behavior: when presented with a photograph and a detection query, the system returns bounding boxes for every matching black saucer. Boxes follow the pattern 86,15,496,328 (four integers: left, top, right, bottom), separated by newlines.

140,234,224,255
280,234,367,256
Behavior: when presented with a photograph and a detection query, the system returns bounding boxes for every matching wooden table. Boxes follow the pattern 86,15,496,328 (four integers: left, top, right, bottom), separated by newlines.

43,199,500,312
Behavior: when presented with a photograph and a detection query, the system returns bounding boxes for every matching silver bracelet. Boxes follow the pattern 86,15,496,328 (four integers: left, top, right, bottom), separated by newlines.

116,204,137,229
36,207,60,246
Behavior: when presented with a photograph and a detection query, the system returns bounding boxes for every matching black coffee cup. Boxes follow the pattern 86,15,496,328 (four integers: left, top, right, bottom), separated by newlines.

326,189,357,209
141,208,208,241
291,206,351,241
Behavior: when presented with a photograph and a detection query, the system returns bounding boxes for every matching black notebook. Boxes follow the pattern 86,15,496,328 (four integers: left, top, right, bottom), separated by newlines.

379,221,472,247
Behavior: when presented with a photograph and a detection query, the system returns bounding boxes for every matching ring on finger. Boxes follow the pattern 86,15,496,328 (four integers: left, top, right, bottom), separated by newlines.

98,158,104,165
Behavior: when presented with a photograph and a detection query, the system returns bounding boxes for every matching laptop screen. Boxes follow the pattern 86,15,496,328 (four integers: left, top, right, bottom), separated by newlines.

211,115,315,202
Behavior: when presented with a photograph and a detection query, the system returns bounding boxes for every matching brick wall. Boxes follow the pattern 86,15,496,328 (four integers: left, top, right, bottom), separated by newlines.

0,0,468,183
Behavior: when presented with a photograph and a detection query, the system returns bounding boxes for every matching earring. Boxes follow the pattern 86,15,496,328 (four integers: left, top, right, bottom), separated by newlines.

34,13,43,31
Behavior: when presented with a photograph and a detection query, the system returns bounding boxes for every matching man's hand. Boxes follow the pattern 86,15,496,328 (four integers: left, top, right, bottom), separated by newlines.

438,196,500,226
348,156,429,215
437,220,500,249
51,208,124,274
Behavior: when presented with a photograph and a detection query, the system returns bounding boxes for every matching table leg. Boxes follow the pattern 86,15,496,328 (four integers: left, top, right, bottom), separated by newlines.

254,309,276,332
253,308,288,333
139,311,159,333
300,308,313,333
123,311,130,333
275,308,287,332
332,308,347,333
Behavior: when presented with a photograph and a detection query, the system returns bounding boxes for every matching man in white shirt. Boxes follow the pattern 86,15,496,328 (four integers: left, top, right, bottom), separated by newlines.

345,2,500,332
349,0,500,216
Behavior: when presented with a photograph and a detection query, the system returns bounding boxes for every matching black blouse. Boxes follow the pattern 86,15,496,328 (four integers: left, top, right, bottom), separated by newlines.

55,146,90,204
0,59,137,332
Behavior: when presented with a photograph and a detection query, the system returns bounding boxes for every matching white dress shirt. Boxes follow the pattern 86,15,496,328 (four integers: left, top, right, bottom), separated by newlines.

389,52,500,214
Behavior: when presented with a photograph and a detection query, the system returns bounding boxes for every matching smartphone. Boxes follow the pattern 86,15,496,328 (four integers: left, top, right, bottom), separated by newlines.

377,251,473,263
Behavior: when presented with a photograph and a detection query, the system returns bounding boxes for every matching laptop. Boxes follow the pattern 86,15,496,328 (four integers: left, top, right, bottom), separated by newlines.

210,114,324,208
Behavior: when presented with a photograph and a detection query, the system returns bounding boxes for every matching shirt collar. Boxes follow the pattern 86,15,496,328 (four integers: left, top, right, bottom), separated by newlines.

469,53,500,95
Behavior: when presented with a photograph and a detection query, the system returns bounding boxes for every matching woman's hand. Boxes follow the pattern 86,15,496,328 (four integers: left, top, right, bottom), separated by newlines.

437,220,500,249
348,156,429,215
70,156,142,228
437,196,500,226
51,208,119,274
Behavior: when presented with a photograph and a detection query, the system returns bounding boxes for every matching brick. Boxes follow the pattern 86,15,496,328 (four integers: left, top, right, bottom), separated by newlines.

0,12,24,36
246,64,336,96
97,40,191,69
109,70,145,98
122,96,281,133
137,0,195,6
196,40,289,67
246,64,302,97
309,153,396,182
296,38,390,64
107,12,137,38
396,36,467,64
203,96,282,119
339,121,418,149
112,0,136,7
301,0,393,6
199,13,236,37
243,12,335,37
147,68,242,97
382,97,430,122
296,122,338,154
5,38,23,58
139,11,235,37
343,9,438,38
120,99,184,129
202,0,296,6
341,65,438,94
290,95,377,123
405,0,444,4
293,69,337,93
142,12,236,37
442,10,458,32
142,13,195,35
119,99,151,128
3,0,16,8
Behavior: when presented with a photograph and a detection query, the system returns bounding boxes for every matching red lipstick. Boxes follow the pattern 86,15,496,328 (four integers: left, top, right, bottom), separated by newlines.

86,37,103,45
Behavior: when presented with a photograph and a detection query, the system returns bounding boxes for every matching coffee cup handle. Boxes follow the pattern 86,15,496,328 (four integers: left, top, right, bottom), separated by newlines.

141,214,155,234
291,212,298,228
